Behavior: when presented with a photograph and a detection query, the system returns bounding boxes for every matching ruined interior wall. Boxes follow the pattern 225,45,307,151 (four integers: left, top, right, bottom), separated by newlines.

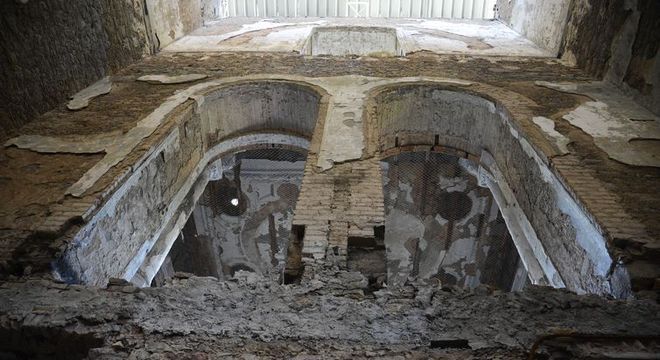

561,0,659,115
372,86,623,296
0,0,152,140
495,0,571,54
55,82,321,286
190,159,304,277
145,0,203,49
56,105,204,286
381,152,521,290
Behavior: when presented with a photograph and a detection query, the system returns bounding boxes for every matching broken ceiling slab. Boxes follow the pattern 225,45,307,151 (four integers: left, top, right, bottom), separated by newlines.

67,77,112,111
137,74,209,84
4,132,121,154
536,81,660,167
532,117,570,155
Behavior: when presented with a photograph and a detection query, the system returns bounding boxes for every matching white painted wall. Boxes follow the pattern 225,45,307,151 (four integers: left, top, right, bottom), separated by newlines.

221,0,496,18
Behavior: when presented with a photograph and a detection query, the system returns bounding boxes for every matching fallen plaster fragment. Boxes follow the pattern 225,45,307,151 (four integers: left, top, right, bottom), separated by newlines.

67,77,112,110
535,81,660,167
4,132,121,154
137,74,209,84
532,117,570,155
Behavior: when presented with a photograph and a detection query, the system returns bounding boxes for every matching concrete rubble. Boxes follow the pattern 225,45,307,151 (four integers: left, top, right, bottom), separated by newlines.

1,267,659,359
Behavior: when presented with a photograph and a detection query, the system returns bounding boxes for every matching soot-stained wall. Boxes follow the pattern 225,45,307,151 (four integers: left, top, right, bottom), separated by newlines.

0,0,152,140
0,0,209,140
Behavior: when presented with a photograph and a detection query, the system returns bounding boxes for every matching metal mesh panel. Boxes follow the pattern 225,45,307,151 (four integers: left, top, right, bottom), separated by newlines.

170,148,307,280
198,148,306,216
381,151,525,291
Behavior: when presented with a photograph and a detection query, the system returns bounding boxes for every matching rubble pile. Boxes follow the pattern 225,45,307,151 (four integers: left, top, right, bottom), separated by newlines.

0,269,658,359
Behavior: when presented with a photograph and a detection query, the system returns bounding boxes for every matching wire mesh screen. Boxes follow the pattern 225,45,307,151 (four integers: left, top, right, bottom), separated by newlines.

173,148,307,280
381,151,525,291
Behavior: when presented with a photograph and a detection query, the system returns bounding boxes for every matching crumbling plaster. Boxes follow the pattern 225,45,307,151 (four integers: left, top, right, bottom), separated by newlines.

2,72,642,297
48,77,322,286
367,84,625,296
536,81,660,167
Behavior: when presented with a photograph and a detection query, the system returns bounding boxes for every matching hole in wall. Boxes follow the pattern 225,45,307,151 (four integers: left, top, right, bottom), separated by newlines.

347,236,387,292
154,147,307,285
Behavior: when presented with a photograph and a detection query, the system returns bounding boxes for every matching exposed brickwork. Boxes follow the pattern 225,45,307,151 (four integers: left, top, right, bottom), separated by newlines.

294,155,385,259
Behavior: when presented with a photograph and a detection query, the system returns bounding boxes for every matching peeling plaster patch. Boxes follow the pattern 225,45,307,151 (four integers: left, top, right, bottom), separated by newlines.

385,208,424,281
4,132,120,154
563,102,660,167
67,77,112,111
313,75,472,170
137,74,209,84
532,117,570,155
535,81,660,167
535,81,579,94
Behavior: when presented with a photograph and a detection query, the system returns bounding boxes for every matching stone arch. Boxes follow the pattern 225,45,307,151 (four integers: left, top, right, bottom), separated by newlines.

55,79,328,287
364,83,630,297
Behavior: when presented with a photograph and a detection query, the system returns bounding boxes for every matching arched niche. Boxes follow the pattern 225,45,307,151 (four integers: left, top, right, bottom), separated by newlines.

55,80,327,287
364,84,630,298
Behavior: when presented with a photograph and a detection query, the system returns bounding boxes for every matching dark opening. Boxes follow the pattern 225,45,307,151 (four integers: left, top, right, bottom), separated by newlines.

0,326,104,360
154,148,307,285
347,236,387,291
283,224,306,284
